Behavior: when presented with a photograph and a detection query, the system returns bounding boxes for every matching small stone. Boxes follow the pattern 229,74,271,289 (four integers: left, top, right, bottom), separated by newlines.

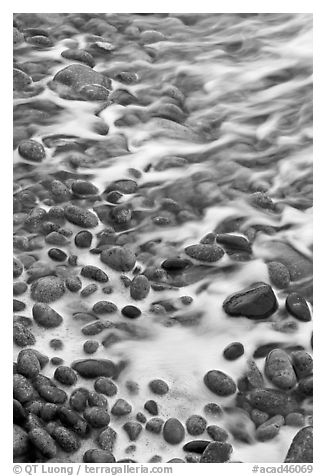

285,413,305,427
65,276,82,292
145,417,164,434
94,377,118,397
18,139,45,162
61,49,95,68
215,233,252,254
54,366,78,386
183,440,210,453
13,323,36,347
38,385,67,404
48,248,67,262
52,426,81,453
51,357,64,366
144,400,158,415
292,351,313,379
123,421,142,441
204,370,237,396
200,441,233,463
71,359,117,379
49,339,63,351
130,275,150,300
93,301,117,314
64,204,98,228
97,427,117,452
29,428,57,458
163,418,185,445
105,180,137,195
251,409,269,427
255,415,284,441
286,293,311,322
13,425,29,457
161,258,191,271
149,379,169,395
75,231,93,248
82,321,107,336
101,246,136,272
32,303,63,328
88,391,108,409
247,388,299,416
264,349,297,390
80,283,98,297
185,244,224,262
111,398,132,416
268,262,291,289
121,305,141,319
223,342,244,360
136,412,147,424
83,340,99,354
13,257,24,278
203,403,223,417
13,374,34,403
186,415,207,435
17,349,41,378
13,282,27,296
69,388,89,412
72,180,99,196
83,449,115,463
31,277,65,303
207,425,229,442
84,407,110,428
40,403,58,422
45,231,70,246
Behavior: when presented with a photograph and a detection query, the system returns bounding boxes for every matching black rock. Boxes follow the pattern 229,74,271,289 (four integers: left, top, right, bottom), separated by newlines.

200,441,233,463
18,139,45,162
13,257,24,278
75,231,93,248
88,391,108,409
123,421,142,441
161,258,192,271
71,359,117,379
32,303,63,328
284,426,313,463
121,305,141,319
149,379,169,395
183,440,210,453
292,351,313,379
204,370,237,396
223,283,278,319
163,418,185,445
144,400,158,415
286,293,311,322
223,342,244,360
54,366,78,386
83,340,99,354
48,248,67,262
255,415,284,442
61,49,95,68
13,425,29,457
64,204,98,228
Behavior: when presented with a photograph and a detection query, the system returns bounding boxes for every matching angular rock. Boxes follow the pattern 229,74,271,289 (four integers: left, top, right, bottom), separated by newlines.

200,441,233,463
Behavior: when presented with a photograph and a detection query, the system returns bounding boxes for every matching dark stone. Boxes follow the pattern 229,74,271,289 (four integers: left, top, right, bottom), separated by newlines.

121,305,141,319
144,400,158,415
163,418,185,445
17,349,41,378
13,281,28,295
286,293,311,322
80,283,98,297
13,399,28,424
13,323,36,347
61,49,95,68
200,441,233,463
186,415,207,435
183,440,210,453
223,342,244,360
111,398,132,416
81,266,109,284
145,417,164,434
38,385,67,404
84,407,110,428
52,426,81,453
71,359,117,379
83,340,99,354
82,321,107,336
101,246,136,272
13,374,34,403
130,275,150,300
253,343,282,359
94,377,118,397
32,303,63,328
284,426,313,463
149,379,169,395
247,388,299,416
93,301,117,314
204,370,237,396
13,257,24,278
136,412,147,424
255,415,284,441
18,139,45,162
203,403,223,417
268,261,291,289
69,388,89,412
13,425,29,457
72,180,99,196
83,449,116,463
123,421,142,441
216,233,252,254
223,283,278,319
28,428,57,458
207,425,229,442
48,248,67,262
265,349,297,390
75,231,93,248
97,427,117,452
292,351,313,379
65,276,82,292
54,366,78,386
185,244,224,262
88,391,108,409
161,258,192,271
52,63,111,95
64,204,98,228
31,277,65,303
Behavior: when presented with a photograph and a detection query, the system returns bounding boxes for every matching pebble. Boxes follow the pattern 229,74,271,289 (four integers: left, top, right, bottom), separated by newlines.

130,275,150,300
39,403,58,422
163,418,185,445
183,440,210,453
13,298,25,312
45,231,70,246
291,351,313,378
31,277,65,303
13,257,24,278
101,246,136,272
223,282,278,319
69,388,89,412
75,231,93,248
72,180,99,196
144,400,158,415
38,385,67,404
184,244,224,262
255,415,284,441
204,370,237,396
94,377,118,397
247,388,299,416
49,339,63,351
285,412,305,427
186,415,207,435
121,305,141,319
200,441,233,463
64,204,98,228
97,427,117,452
51,357,64,366
65,276,82,292
206,425,229,442
251,409,269,427
84,407,110,428
18,139,45,162
83,340,99,354
105,179,138,195
80,283,98,297
48,248,67,261
53,63,111,93
284,426,313,463
298,375,313,396
13,425,29,457
93,301,117,314
264,349,297,390
203,403,223,417
88,391,108,409
32,303,63,328
52,425,81,453
123,421,143,441
71,359,117,378
28,428,57,458
268,261,291,289
286,293,311,322
13,374,34,403
13,399,28,424
83,449,116,463
17,349,41,378
13,281,27,296
13,323,36,347
149,379,169,395
111,398,132,416
82,321,108,336
61,49,95,68
215,233,252,254
145,417,164,434
223,342,244,360
54,366,78,386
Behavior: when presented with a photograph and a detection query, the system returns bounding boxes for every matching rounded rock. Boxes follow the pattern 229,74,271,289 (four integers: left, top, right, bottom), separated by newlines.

101,246,136,272
94,377,118,397
32,303,63,328
84,407,110,428
28,428,57,458
264,349,297,390
31,277,65,303
223,342,244,361
130,275,150,300
18,140,45,162
54,366,78,386
121,305,141,319
204,370,237,397
186,415,207,436
163,418,185,445
149,379,169,395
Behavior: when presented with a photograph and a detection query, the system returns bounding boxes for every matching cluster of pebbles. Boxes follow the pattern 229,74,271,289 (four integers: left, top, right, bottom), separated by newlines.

13,13,312,463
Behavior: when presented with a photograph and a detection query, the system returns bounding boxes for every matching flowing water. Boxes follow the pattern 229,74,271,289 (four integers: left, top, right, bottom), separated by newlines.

13,13,313,463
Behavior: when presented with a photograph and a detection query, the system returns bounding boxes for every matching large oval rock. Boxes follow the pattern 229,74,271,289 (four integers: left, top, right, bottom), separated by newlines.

28,428,57,458
247,388,299,416
284,426,313,463
223,283,277,319
130,275,150,300
32,303,63,328
163,418,185,445
71,359,117,379
53,63,111,92
204,370,237,396
264,349,297,390
101,246,136,272
31,277,65,303
64,205,98,228
185,244,224,262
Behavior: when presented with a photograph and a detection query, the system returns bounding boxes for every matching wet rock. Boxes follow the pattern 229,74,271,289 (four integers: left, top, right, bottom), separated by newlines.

28,428,57,458
65,276,82,292
13,281,27,296
123,421,142,441
52,426,81,453
71,359,117,379
292,351,313,379
101,246,136,272
130,275,150,300
285,413,305,427
265,349,297,390
247,388,299,416
149,379,169,395
88,392,108,410
186,415,207,435
80,283,98,297
48,248,67,262
83,449,116,463
185,244,224,262
83,340,99,354
284,426,313,463
13,399,28,424
45,231,70,246
69,388,89,412
40,403,58,422
144,400,158,415
207,425,229,442
203,403,223,417
136,412,147,424
13,298,25,312
84,407,110,428
54,366,78,386
121,305,141,319
268,261,291,289
13,425,29,457
94,377,118,397
145,417,164,434
223,342,244,361
163,418,185,445
13,323,36,347
13,257,24,278
38,385,67,404
298,375,313,397
13,374,34,403
204,370,237,396
183,440,210,453
97,427,117,452
200,441,233,463
52,63,111,95
75,231,93,248
32,303,63,327
255,415,284,441
215,233,252,254
31,277,65,303
111,398,132,416
286,293,311,322
18,139,45,162
61,49,95,68
93,301,117,314
223,283,278,320
17,349,41,378
82,321,108,336
64,205,98,228
105,179,138,195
